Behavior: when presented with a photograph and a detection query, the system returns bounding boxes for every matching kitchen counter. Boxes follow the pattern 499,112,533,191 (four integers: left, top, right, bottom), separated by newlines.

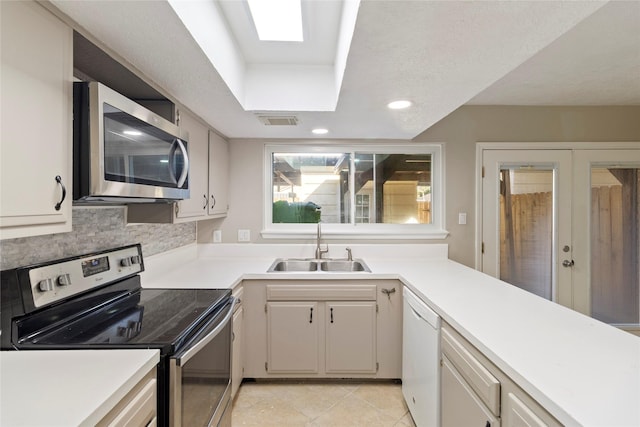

0,349,159,426
142,243,640,427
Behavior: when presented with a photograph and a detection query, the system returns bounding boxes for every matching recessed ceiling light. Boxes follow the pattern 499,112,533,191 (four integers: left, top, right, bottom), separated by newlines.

247,0,303,42
387,100,412,110
312,128,329,135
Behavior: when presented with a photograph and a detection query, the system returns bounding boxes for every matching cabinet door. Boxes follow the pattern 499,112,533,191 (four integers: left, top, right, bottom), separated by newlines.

208,131,229,217
502,389,561,427
176,111,209,219
267,302,319,373
0,1,72,239
442,356,500,427
325,301,377,373
231,305,243,399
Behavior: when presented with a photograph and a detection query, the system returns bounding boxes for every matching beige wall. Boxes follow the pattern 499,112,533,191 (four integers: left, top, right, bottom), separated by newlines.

198,105,640,267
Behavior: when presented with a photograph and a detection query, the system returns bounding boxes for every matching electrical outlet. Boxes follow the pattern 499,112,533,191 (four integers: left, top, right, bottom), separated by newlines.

237,229,251,242
213,230,222,243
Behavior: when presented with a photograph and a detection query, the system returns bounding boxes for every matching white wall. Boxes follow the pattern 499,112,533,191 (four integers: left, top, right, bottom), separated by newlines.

198,105,640,267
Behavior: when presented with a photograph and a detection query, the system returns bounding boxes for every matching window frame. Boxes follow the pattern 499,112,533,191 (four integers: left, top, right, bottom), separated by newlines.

262,143,448,239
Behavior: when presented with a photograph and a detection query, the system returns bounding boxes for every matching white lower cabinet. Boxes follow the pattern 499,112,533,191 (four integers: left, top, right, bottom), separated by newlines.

243,280,401,379
325,301,377,374
504,392,547,427
441,322,561,427
265,287,375,375
96,369,157,427
442,355,500,427
267,301,320,373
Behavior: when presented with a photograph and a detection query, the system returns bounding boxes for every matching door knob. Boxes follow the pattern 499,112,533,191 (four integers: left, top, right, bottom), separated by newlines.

562,259,575,267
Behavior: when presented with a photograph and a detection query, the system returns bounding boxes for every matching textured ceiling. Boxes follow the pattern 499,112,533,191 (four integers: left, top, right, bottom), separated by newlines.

51,0,638,140
469,1,640,106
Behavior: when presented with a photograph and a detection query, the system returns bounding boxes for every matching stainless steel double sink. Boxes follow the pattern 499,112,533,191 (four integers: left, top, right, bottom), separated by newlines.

267,258,371,273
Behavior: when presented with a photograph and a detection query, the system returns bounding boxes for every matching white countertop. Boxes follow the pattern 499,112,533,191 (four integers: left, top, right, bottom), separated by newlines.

143,243,640,427
0,349,159,426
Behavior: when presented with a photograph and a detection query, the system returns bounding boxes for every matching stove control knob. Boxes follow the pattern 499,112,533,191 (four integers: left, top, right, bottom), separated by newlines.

120,257,132,267
57,274,71,286
130,255,141,265
38,278,55,292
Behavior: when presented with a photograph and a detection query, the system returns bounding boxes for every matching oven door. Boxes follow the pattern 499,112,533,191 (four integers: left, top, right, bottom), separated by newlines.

170,298,235,427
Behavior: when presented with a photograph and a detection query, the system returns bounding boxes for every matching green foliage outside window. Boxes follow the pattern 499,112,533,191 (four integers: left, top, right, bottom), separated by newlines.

273,200,321,223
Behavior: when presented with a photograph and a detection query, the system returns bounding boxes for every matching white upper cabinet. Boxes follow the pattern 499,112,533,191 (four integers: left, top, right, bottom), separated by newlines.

0,1,72,239
208,131,229,217
175,110,209,219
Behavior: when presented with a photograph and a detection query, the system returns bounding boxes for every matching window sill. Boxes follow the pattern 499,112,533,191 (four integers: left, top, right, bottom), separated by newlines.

261,228,449,240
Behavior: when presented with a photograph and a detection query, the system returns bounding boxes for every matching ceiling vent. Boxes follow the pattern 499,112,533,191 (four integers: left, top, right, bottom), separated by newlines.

257,115,299,126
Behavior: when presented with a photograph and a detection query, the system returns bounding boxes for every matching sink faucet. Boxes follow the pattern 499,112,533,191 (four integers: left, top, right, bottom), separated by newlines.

315,223,329,259
345,247,352,261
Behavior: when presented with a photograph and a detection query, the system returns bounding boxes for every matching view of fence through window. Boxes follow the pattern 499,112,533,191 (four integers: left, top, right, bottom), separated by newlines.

499,166,640,326
499,168,554,300
272,152,432,225
590,167,639,325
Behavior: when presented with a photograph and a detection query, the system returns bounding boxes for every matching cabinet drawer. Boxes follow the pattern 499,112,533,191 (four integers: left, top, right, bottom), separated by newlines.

266,284,377,301
442,326,500,415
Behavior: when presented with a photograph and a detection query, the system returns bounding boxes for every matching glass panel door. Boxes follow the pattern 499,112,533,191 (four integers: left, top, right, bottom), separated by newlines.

590,167,639,324
573,149,640,331
499,168,554,299
482,150,572,306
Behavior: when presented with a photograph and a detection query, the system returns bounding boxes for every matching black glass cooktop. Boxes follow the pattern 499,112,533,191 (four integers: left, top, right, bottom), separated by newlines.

14,281,230,355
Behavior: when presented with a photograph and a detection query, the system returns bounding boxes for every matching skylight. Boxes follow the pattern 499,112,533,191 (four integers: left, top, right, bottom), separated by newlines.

247,0,303,42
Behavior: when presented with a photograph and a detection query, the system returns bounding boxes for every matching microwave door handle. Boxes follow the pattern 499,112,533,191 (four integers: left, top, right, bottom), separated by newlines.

174,298,236,366
175,138,189,188
168,139,178,184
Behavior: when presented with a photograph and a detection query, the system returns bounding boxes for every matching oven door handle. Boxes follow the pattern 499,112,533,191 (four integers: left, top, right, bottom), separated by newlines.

173,297,236,366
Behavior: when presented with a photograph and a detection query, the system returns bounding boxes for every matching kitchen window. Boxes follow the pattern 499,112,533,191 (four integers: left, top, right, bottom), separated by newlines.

263,144,447,239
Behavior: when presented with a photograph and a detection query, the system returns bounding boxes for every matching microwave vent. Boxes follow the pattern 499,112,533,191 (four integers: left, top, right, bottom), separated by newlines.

257,115,299,126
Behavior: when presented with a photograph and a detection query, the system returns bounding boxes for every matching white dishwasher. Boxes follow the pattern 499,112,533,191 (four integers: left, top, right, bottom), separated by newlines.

402,287,441,427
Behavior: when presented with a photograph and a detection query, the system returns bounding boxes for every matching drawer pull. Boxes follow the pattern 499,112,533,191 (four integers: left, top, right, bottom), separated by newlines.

54,175,66,211
309,307,313,323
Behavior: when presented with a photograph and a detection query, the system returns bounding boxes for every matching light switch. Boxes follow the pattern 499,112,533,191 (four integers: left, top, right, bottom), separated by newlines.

458,213,467,225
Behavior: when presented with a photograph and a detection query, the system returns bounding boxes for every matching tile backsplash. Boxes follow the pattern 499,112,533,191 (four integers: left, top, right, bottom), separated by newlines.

0,207,196,270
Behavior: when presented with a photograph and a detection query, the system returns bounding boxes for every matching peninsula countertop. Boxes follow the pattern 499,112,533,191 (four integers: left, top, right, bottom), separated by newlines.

141,243,640,427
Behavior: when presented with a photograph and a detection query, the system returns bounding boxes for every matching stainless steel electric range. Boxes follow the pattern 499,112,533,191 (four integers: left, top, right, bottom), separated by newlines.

1,244,234,427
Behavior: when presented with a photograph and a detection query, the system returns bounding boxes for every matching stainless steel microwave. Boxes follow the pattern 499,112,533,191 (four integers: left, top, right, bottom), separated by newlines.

73,82,189,203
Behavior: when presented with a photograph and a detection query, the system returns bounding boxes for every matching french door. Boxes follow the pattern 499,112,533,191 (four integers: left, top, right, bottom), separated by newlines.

481,146,640,331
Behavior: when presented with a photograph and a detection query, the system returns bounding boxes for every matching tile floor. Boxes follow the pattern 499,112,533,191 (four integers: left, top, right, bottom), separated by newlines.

231,380,416,427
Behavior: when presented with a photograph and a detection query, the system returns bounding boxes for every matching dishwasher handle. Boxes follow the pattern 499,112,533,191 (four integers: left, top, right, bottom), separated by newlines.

403,287,440,328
